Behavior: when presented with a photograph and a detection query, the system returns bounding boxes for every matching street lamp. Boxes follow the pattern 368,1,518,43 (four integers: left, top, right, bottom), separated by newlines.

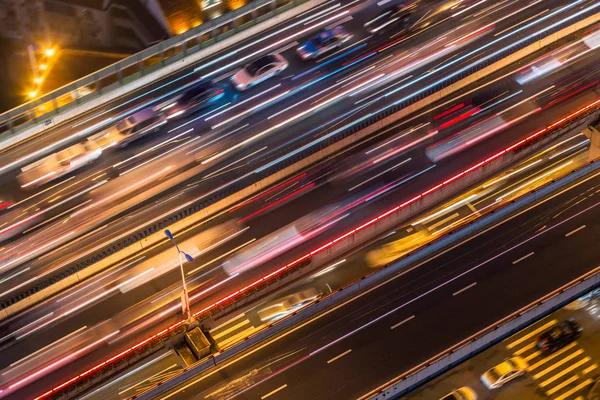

164,229,194,320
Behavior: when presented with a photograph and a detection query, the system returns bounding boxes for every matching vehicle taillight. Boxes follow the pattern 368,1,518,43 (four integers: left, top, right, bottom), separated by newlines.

214,89,224,96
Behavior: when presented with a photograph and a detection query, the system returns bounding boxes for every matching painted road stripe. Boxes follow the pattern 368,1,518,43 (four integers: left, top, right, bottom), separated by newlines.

212,319,251,340
533,349,583,379
210,313,246,332
566,225,586,237
524,350,541,362
554,379,593,400
528,342,577,371
391,315,415,330
507,320,556,349
453,282,477,296
541,357,590,387
514,342,535,356
546,375,578,395
512,252,534,264
583,364,598,374
327,349,352,364
261,384,288,399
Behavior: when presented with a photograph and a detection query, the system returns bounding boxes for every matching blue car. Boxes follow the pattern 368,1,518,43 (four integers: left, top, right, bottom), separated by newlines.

297,26,353,60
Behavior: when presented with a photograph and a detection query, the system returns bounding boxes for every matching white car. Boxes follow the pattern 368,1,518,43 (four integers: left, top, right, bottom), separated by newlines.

440,386,477,400
231,54,288,91
88,108,166,149
18,142,102,189
257,288,319,322
481,357,528,389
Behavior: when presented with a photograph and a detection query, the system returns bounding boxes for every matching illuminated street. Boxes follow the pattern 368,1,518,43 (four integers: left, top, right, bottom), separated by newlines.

0,0,599,399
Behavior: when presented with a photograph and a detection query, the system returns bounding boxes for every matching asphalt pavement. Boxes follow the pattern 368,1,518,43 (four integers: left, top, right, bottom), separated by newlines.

155,164,600,400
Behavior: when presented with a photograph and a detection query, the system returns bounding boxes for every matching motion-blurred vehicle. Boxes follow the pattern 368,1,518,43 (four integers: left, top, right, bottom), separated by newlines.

364,2,418,35
231,54,288,91
440,386,477,400
222,203,348,276
0,196,13,211
0,206,42,243
88,108,166,149
296,26,353,60
480,357,527,389
365,229,429,268
410,0,471,32
18,142,102,189
536,319,582,354
162,81,233,120
257,288,320,322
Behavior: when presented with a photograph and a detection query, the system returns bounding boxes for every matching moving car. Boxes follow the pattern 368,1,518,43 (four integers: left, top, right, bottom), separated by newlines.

0,196,13,211
365,229,429,268
480,356,528,389
257,288,320,322
364,2,418,35
536,319,582,353
162,81,232,120
88,108,166,149
18,142,102,189
231,54,288,91
440,386,477,400
296,26,353,60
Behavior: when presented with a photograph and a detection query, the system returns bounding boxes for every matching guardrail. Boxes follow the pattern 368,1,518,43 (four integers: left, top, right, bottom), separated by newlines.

3,8,599,317
36,94,600,399
361,267,600,400
0,0,317,147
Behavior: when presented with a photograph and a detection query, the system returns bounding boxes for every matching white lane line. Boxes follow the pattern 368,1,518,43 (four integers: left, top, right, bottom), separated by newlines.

261,384,288,399
274,41,299,55
327,349,352,364
565,225,586,237
391,315,415,330
512,252,535,264
453,282,477,296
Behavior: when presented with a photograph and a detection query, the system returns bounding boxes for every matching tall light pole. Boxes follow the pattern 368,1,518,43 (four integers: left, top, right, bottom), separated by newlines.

164,229,193,321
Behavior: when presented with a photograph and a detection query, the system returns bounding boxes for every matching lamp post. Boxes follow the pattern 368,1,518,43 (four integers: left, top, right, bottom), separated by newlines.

164,229,193,321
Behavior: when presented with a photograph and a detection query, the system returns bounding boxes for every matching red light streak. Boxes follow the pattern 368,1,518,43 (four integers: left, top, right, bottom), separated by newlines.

238,183,315,223
438,107,481,130
34,97,600,400
434,103,465,120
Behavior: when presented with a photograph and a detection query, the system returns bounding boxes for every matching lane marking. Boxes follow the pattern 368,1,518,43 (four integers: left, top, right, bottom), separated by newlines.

514,342,535,356
261,384,288,399
554,379,593,400
512,252,534,264
453,282,476,296
212,319,251,340
583,364,598,374
533,349,583,379
546,375,578,395
541,357,590,388
524,350,541,362
527,342,577,371
507,320,556,349
210,313,246,332
391,315,415,330
566,225,586,237
327,349,352,364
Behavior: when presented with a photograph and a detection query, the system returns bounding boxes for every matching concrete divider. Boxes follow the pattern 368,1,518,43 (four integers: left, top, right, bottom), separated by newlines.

0,0,327,154
133,132,600,400
4,13,599,321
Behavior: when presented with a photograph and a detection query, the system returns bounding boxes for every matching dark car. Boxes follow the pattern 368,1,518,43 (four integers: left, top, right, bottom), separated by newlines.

536,319,582,353
364,2,417,35
164,81,231,120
